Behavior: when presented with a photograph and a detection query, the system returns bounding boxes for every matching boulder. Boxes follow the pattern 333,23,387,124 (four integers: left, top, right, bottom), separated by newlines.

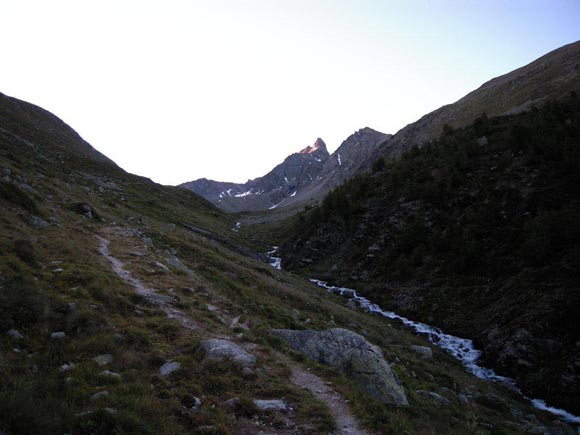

159,361,181,377
272,328,408,406
198,339,256,368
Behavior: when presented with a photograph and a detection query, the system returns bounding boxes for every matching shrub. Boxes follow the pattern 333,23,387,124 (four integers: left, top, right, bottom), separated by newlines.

0,273,48,329
0,181,39,214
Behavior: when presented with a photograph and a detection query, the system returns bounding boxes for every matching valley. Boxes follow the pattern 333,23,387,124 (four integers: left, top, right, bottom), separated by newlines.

1,40,580,435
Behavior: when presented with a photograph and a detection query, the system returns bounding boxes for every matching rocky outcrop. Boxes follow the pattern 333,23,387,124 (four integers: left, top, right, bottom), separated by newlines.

272,328,408,406
181,138,330,212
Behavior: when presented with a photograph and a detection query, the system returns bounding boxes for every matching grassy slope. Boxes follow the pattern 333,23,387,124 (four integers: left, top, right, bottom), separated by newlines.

279,94,580,415
0,94,574,434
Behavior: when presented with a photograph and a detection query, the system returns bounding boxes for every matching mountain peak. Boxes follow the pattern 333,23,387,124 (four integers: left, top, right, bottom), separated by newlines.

299,138,328,155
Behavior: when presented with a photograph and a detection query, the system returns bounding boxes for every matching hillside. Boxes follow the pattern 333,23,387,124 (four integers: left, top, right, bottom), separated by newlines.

280,93,580,417
181,129,391,213
376,40,580,160
5,92,578,434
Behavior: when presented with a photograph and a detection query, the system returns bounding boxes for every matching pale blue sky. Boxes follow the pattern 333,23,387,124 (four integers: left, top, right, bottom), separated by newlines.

1,0,579,184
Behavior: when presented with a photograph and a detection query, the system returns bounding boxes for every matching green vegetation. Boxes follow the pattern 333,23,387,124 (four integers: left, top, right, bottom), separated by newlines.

281,93,580,415
0,90,574,434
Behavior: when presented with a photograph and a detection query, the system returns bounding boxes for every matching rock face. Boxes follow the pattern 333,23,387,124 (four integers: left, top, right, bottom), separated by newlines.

181,130,391,213
272,328,408,406
198,339,256,368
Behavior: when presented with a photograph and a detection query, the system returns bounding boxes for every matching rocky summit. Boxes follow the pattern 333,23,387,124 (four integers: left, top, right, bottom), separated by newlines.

181,128,391,213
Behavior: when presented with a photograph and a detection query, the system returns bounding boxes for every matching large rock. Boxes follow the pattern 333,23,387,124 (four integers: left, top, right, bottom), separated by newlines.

198,339,256,368
272,328,408,406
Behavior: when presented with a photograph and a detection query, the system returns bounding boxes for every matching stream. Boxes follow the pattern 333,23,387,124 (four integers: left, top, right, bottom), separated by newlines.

266,247,580,427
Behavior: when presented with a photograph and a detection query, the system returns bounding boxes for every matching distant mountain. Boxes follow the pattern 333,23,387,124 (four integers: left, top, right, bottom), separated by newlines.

181,128,392,212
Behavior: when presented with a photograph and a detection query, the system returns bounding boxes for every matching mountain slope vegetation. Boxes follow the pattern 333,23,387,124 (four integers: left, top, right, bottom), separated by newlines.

3,91,574,434
280,93,580,415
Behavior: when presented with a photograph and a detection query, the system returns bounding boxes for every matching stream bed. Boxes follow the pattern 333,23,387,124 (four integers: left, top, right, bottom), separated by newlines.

266,247,580,427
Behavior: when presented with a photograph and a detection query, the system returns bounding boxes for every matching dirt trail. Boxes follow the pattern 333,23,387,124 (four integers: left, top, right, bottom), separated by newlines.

97,229,197,329
289,366,369,435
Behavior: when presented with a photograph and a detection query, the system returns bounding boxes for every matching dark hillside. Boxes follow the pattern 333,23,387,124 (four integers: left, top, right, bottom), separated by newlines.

281,93,580,414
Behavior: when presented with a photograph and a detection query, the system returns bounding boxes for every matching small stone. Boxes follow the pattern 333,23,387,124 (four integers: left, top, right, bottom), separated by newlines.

253,399,287,411
104,408,117,415
152,261,169,272
59,362,76,372
198,339,256,368
50,331,66,340
458,393,470,406
222,397,240,408
130,252,148,257
142,237,154,247
67,302,78,313
90,391,109,401
7,329,23,340
93,354,113,366
192,396,202,409
159,360,181,376
242,367,255,378
166,223,176,231
29,215,50,229
101,370,121,380
416,390,451,407
409,345,433,359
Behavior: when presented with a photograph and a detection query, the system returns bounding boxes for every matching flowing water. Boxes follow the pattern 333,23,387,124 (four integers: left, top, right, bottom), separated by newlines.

266,248,580,427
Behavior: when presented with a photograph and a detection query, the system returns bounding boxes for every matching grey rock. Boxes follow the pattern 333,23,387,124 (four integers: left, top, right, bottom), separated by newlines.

409,345,433,359
272,328,408,406
50,331,66,340
253,399,287,411
93,354,113,366
29,215,50,229
142,237,154,247
100,370,121,380
152,261,169,272
198,339,256,368
159,360,181,376
458,393,470,406
166,223,176,230
191,396,202,408
59,362,76,372
165,255,199,281
416,390,451,407
90,391,109,401
7,329,23,340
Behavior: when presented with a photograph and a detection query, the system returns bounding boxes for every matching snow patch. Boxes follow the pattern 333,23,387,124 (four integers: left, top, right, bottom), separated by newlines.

290,190,297,197
337,154,342,166
235,189,253,198
269,198,286,210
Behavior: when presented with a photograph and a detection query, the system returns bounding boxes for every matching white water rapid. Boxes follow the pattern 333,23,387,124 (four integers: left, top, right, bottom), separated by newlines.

266,247,580,427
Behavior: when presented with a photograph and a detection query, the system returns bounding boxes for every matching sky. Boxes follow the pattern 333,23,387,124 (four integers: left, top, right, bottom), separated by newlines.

1,1,579,185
